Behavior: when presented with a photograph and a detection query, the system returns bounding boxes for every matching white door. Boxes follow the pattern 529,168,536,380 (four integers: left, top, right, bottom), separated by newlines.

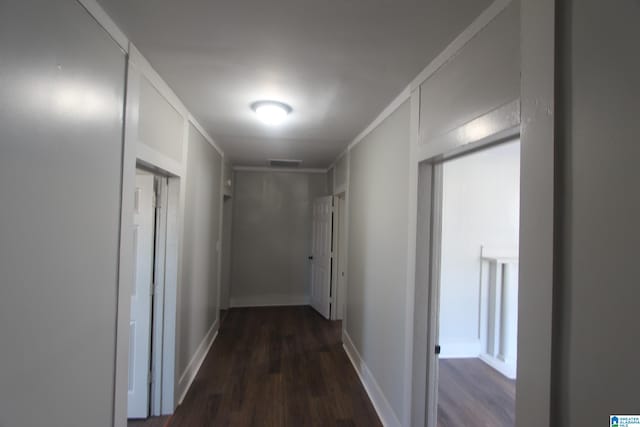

310,196,333,319
128,173,155,418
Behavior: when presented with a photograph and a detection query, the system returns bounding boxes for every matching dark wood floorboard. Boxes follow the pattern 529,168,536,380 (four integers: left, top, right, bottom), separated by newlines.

128,416,170,427
437,358,515,427
169,306,382,427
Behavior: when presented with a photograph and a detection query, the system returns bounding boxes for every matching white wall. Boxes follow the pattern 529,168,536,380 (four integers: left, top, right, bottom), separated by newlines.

346,100,411,423
554,0,640,424
0,1,126,426
439,140,520,357
230,171,327,307
176,124,223,394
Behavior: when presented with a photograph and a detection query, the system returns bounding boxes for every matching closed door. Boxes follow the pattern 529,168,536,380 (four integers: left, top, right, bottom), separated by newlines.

128,172,155,418
310,196,333,319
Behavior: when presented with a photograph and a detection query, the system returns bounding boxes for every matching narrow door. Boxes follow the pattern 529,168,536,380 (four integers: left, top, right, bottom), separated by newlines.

310,196,333,318
128,172,155,418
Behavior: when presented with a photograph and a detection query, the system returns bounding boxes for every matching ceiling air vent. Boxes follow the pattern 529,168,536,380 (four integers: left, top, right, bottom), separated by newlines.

269,159,302,168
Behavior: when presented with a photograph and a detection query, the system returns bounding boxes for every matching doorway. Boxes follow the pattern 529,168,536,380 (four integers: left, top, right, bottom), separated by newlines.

432,140,521,427
128,167,177,422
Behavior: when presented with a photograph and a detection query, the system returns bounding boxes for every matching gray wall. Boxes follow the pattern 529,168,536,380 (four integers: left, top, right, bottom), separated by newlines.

178,124,223,375
327,167,335,195
220,197,233,309
334,155,348,190
230,171,326,305
139,76,184,162
419,0,520,141
0,1,126,426
555,0,640,424
347,101,411,419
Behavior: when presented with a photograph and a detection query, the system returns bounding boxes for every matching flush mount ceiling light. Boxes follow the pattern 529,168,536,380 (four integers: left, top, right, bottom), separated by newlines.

251,100,292,125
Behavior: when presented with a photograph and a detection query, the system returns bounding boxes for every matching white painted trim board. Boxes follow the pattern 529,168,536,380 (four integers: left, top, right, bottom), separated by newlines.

229,294,310,308
233,166,327,174
76,0,129,52
342,331,402,427
177,320,219,404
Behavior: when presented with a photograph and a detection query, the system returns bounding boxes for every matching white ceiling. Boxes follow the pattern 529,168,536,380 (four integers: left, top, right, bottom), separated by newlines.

97,0,491,168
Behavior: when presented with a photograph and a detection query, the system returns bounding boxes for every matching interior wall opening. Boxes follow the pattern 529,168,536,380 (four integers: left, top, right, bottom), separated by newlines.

128,166,178,425
435,139,521,427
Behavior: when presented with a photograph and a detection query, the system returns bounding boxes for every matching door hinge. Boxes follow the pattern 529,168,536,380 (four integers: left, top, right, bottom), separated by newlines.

148,370,153,384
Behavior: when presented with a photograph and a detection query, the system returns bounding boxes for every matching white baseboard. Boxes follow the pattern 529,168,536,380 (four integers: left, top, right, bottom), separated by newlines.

439,340,481,358
229,294,309,308
176,319,218,404
479,353,517,379
342,330,402,427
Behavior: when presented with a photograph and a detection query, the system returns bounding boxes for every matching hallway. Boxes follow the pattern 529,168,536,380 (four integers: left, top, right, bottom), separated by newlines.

169,306,382,426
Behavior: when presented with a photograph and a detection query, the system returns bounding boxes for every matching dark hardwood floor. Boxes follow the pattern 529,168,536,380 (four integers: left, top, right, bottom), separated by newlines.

169,306,382,427
438,358,515,427
128,416,170,427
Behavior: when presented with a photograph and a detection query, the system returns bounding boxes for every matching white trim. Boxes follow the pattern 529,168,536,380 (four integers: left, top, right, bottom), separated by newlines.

402,88,421,426
151,176,169,416
439,341,482,358
229,294,310,308
176,320,219,404
113,59,139,427
409,0,512,91
517,0,556,425
342,332,402,427
173,112,191,409
137,143,184,177
76,0,129,52
417,99,521,162
188,115,224,158
161,177,180,414
426,164,444,427
233,166,327,174
479,353,517,380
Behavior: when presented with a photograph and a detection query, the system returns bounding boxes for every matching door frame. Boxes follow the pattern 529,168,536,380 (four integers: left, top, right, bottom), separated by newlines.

330,192,347,320
150,175,168,415
423,137,521,427
310,195,334,319
132,166,180,417
408,90,525,427
115,49,190,424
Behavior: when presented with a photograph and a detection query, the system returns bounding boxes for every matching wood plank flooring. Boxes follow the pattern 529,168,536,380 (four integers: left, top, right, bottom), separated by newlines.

128,416,170,427
437,358,515,427
169,306,382,427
